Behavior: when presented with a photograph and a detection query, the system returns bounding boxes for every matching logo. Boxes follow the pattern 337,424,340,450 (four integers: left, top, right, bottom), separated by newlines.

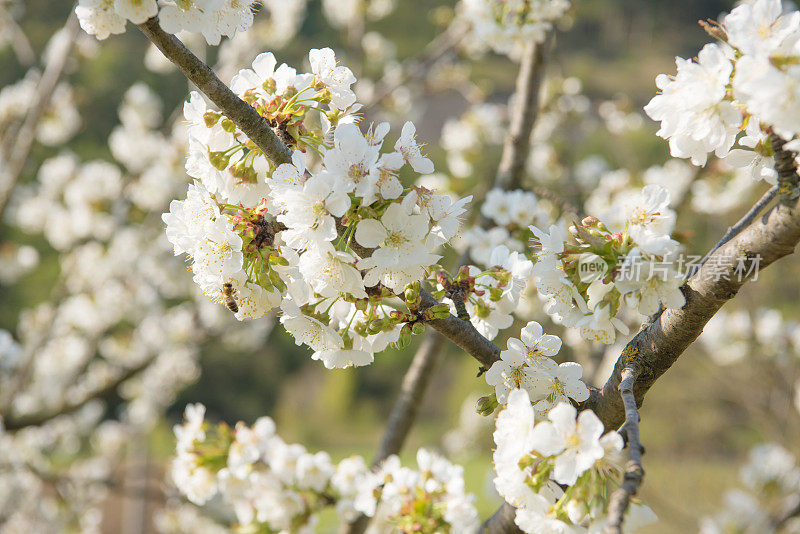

577,253,608,283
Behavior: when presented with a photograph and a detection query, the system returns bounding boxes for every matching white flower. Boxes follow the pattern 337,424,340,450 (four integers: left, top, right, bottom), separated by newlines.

579,305,626,344
298,249,366,299
269,151,308,197
514,494,578,534
723,0,800,57
644,43,740,166
621,184,678,256
174,403,206,452
529,362,590,414
113,0,158,24
296,451,335,492
530,223,568,277
276,172,351,251
75,0,126,40
163,181,220,256
191,219,244,281
280,301,343,353
529,403,606,485
485,351,546,404
309,47,357,110
234,282,282,321
507,321,562,365
311,346,374,369
355,203,438,289
394,121,434,174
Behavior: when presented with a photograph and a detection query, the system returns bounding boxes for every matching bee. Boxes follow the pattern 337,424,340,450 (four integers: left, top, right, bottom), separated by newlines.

222,282,239,313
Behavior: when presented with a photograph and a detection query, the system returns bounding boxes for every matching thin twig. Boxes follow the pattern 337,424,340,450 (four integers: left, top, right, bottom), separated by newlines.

0,6,35,65
0,8,79,217
605,365,644,533
136,17,292,166
687,184,779,279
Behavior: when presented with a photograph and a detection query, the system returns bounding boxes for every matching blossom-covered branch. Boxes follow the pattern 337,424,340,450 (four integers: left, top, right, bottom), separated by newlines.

136,16,292,165
585,176,800,431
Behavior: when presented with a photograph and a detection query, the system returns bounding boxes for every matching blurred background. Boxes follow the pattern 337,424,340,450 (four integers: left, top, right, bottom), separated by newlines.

1,0,799,532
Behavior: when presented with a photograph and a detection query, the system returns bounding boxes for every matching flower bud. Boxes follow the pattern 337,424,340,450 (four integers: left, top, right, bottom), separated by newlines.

262,78,277,94
404,286,419,304
424,304,452,320
476,393,498,416
411,322,425,335
203,111,222,127
221,118,237,133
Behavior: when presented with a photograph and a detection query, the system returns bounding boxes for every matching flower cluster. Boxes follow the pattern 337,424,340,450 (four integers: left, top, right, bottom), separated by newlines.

461,0,571,57
484,320,590,418
493,389,657,533
75,0,258,44
171,404,479,533
644,0,800,188
700,443,800,533
455,188,549,266
530,184,685,344
164,49,475,368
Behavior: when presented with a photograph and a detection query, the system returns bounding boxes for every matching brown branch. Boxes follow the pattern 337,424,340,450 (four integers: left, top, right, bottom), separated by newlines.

136,17,292,166
421,289,501,368
0,8,79,217
374,332,447,462
346,32,553,534
3,358,154,430
605,365,644,533
494,33,552,191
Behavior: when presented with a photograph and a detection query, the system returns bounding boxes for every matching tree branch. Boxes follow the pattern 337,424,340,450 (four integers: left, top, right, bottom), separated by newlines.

136,17,292,166
421,289,501,368
3,358,154,430
494,34,552,191
0,9,79,217
605,364,644,533
374,332,447,462
339,332,447,534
